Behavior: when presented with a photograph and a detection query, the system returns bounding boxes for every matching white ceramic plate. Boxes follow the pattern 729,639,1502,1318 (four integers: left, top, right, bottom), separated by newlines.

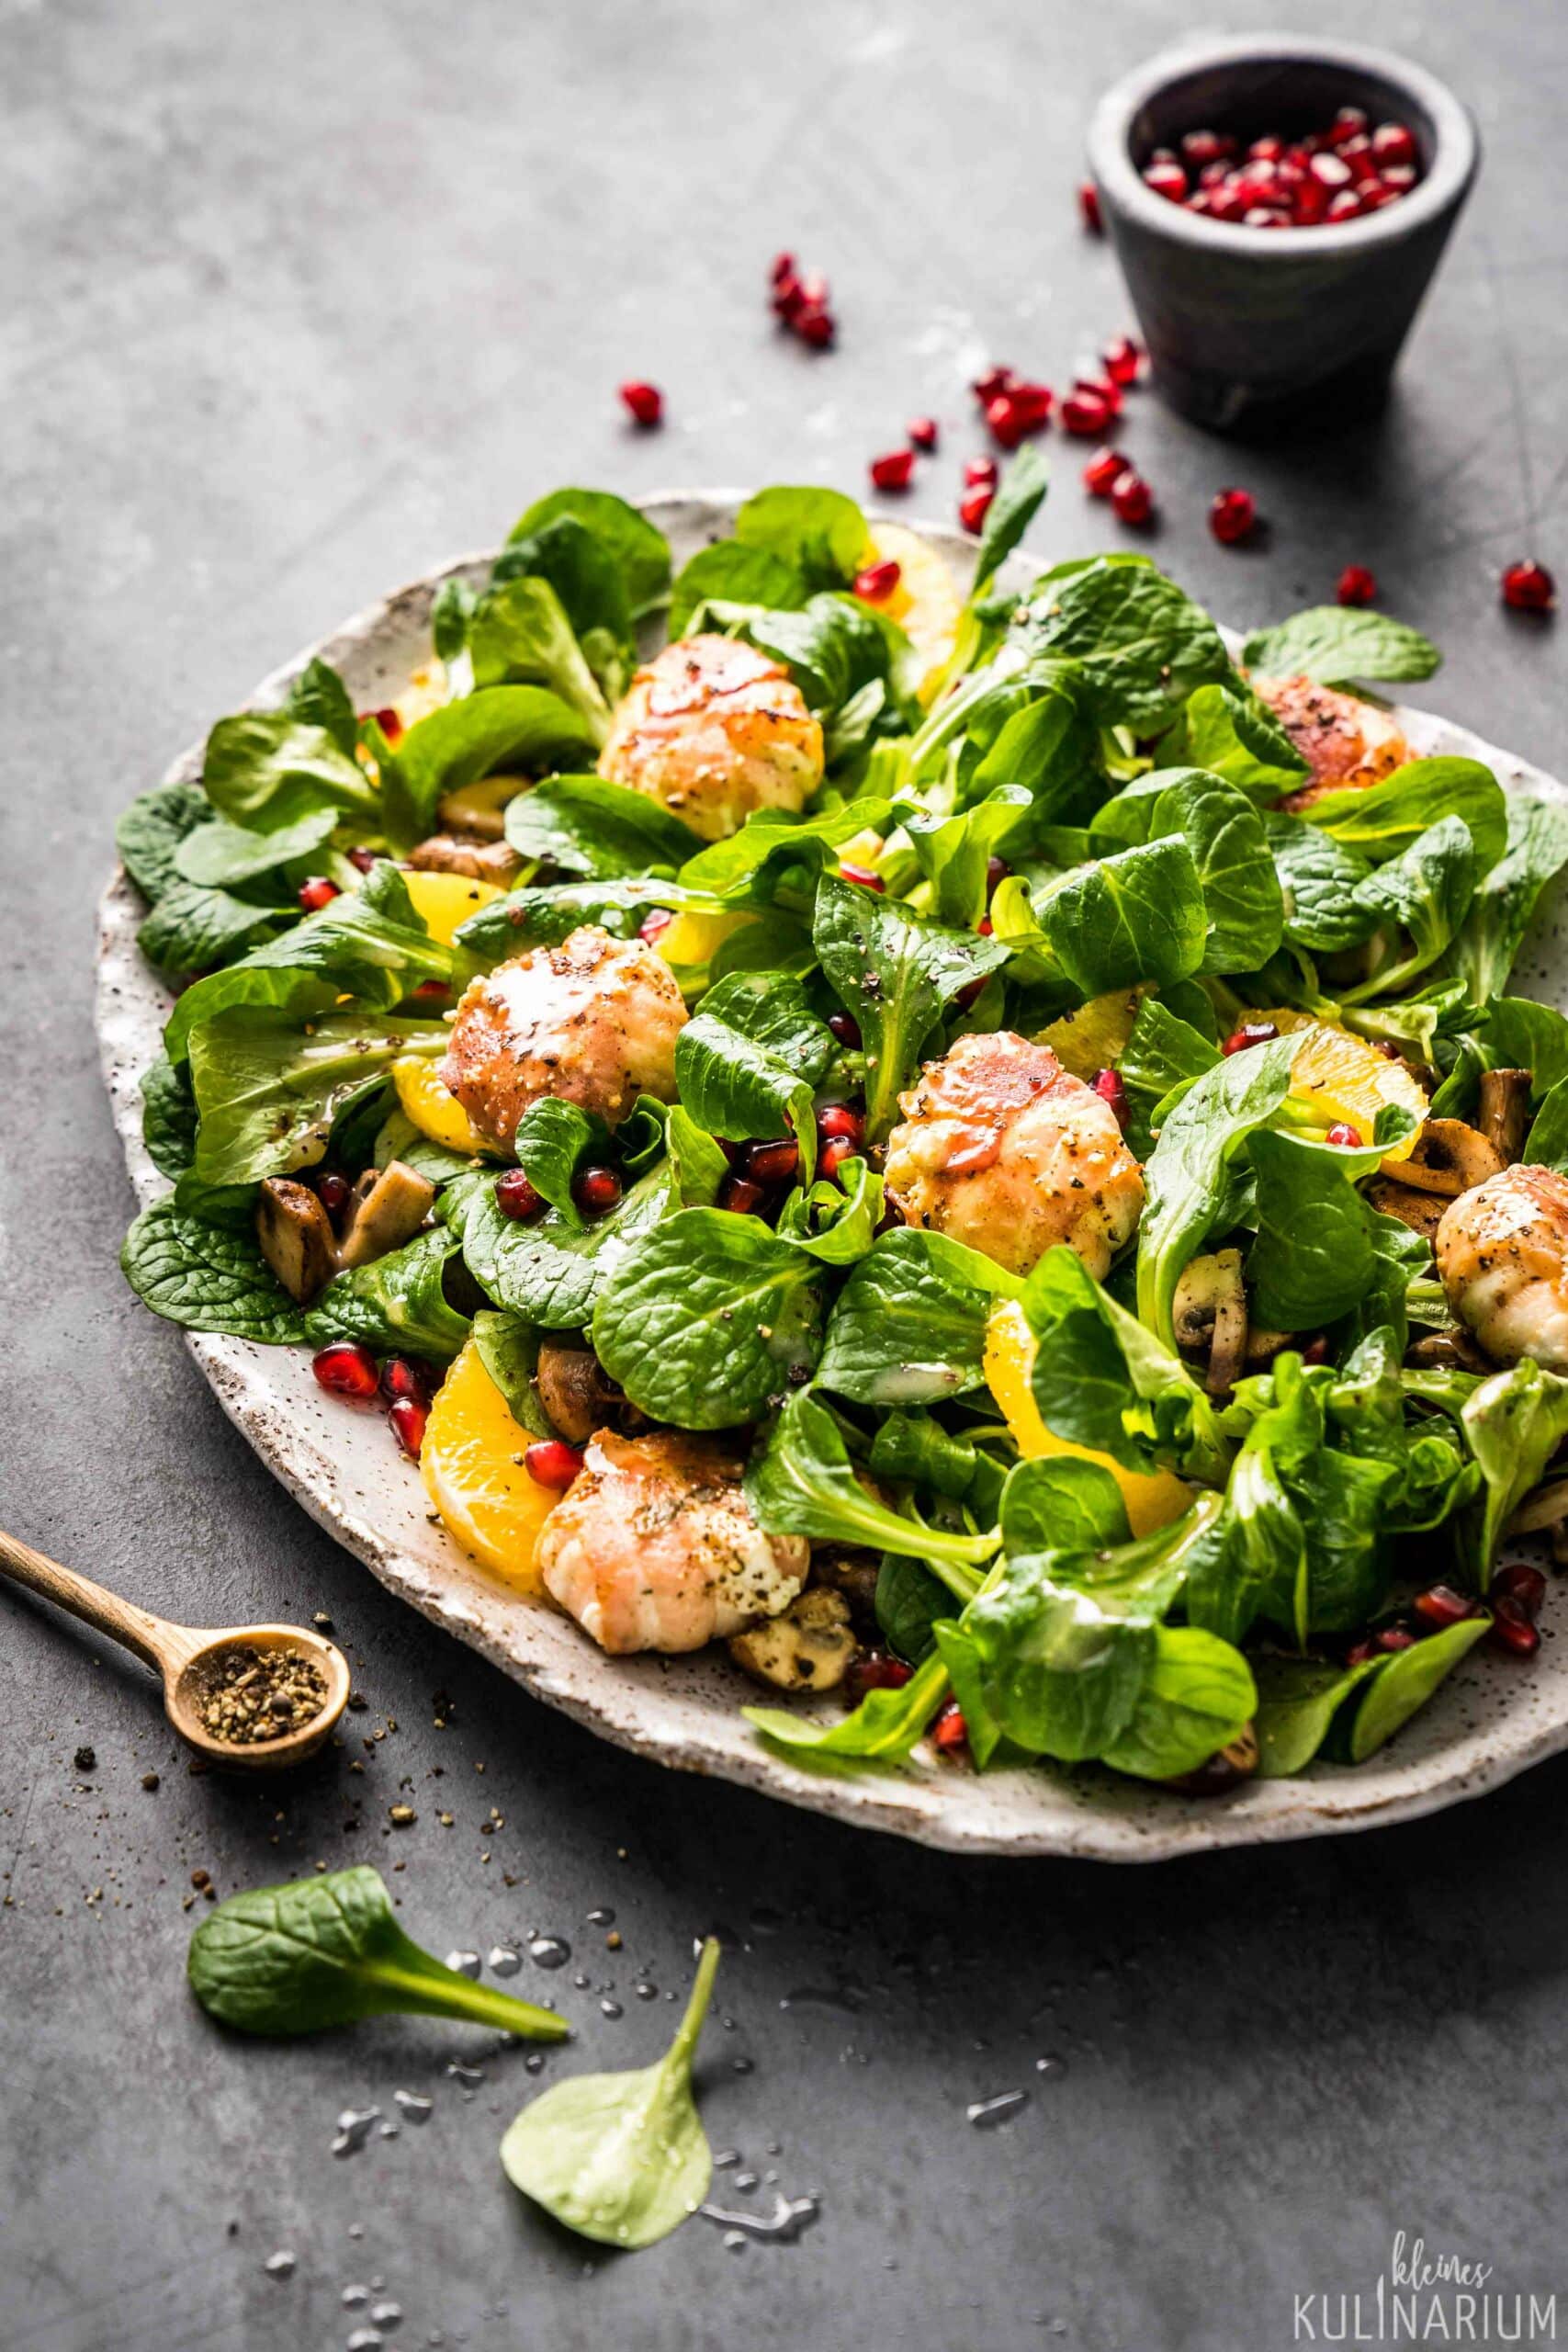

95,493,1568,1858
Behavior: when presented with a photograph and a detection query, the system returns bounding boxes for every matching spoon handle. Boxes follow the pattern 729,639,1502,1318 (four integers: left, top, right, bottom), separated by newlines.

0,1528,175,1676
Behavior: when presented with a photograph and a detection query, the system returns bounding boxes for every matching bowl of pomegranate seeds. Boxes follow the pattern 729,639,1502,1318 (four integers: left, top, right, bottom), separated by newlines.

1087,36,1478,431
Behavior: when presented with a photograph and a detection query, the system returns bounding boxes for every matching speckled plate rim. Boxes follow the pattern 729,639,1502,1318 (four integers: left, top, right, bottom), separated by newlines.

93,491,1568,1860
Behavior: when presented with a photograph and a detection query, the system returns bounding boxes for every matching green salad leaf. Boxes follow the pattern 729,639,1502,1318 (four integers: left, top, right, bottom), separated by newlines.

1240,606,1440,687
592,1209,825,1426
507,488,671,621
304,1227,471,1362
734,486,869,590
121,1197,306,1344
816,1229,1019,1405
746,1390,998,1574
502,773,701,878
379,685,599,851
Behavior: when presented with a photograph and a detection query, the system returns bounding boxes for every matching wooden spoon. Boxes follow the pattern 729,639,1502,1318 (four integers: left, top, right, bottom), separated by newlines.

0,1527,351,1770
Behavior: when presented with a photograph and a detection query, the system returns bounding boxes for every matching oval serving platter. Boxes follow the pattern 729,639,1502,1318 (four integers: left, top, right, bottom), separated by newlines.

95,492,1568,1859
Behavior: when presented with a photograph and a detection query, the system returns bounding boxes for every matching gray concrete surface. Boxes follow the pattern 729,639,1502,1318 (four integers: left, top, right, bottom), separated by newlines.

2,3,1565,2347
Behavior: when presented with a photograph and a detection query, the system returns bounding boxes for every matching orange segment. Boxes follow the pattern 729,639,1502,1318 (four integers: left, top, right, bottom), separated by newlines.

400,868,503,946
863,523,964,706
391,1055,494,1158
1036,988,1150,1082
1248,1010,1428,1163
983,1301,1192,1538
421,1337,558,1595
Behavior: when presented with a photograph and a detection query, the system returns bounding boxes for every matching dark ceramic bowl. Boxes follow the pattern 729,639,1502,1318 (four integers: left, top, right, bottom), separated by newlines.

1087,35,1479,433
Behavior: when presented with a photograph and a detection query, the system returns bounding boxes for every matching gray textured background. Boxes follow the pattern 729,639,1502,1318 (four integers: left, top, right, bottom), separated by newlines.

2,3,1565,2348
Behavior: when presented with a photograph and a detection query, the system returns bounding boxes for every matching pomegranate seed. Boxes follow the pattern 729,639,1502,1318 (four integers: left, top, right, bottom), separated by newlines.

1210,487,1258,545
827,1010,862,1049
870,448,915,492
819,1136,859,1182
795,305,835,348
1371,121,1416,167
573,1166,623,1216
313,1170,351,1221
1325,1122,1363,1148
770,250,795,284
1502,560,1556,614
1222,1021,1279,1056
1489,1597,1541,1659
1143,160,1188,203
1243,206,1292,230
389,1396,426,1459
839,862,885,891
363,707,402,743
618,380,662,427
1075,371,1122,417
495,1169,545,1221
953,974,987,1013
1248,134,1285,163
852,559,902,602
1337,563,1378,607
380,1356,426,1405
1180,128,1234,167
1300,1336,1331,1367
1493,1563,1548,1618
1379,164,1416,194
1199,159,1230,190
1291,178,1329,225
796,271,829,308
1083,447,1129,497
638,908,673,944
964,455,998,489
719,1174,767,1216
746,1138,800,1186
1102,334,1142,386
298,876,340,912
312,1342,379,1401
844,1652,914,1705
1325,188,1365,223
1077,181,1102,233
1308,151,1353,191
985,855,1010,899
959,485,995,534
931,1699,970,1758
412,978,449,1001
984,394,1028,449
972,365,1014,403
1325,106,1369,147
1414,1584,1476,1632
1345,1639,1376,1667
1060,390,1111,437
1341,140,1380,184
976,916,994,937
1111,471,1154,526
1092,1068,1129,1128
818,1103,866,1147
772,273,805,320
907,416,939,451
346,844,380,874
1375,1624,1416,1653
525,1439,586,1491
1207,183,1250,223
1373,1040,1404,1062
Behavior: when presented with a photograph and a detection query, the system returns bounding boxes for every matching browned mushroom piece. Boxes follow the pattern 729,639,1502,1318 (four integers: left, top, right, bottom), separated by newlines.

806,1544,882,1634
1382,1119,1505,1198
728,1588,858,1693
1364,1178,1447,1241
1244,1324,1292,1369
1404,1329,1491,1374
255,1177,339,1304
535,1343,625,1447
407,834,525,887
338,1159,437,1270
1476,1069,1531,1166
1166,1720,1259,1796
1172,1249,1248,1396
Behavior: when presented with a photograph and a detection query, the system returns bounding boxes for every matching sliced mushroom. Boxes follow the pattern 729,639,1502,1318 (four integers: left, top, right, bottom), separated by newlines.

1506,1476,1568,1538
407,833,525,886
1404,1329,1491,1374
338,1159,436,1270
1365,1178,1448,1242
1166,1720,1259,1797
1245,1324,1293,1369
435,773,527,841
1382,1119,1504,1198
1172,1248,1247,1396
255,1178,339,1304
728,1588,858,1694
1477,1068,1531,1165
806,1544,882,1634
536,1343,623,1446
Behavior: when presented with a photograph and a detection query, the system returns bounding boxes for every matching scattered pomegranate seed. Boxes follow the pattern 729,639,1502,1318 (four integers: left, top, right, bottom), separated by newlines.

389,1396,426,1458
1210,487,1258,545
827,1010,862,1050
298,876,340,912
312,1342,379,1401
1143,159,1188,203
852,559,901,602
907,416,939,451
361,706,402,743
1490,1596,1541,1659
1222,1021,1279,1056
1077,181,1102,233
959,485,995,534
976,915,994,937
931,1699,970,1758
985,855,1010,899
1325,1122,1363,1148
525,1439,586,1491
1083,447,1130,497
380,1357,426,1406
839,863,885,891
770,251,795,284
746,1138,800,1186
1060,389,1111,438
845,1652,915,1705
1102,334,1143,386
412,978,450,1001
1300,1336,1331,1367
1345,1638,1376,1667
1075,371,1122,418
1414,1584,1476,1632
818,1103,866,1147
964,455,998,489
638,908,673,944
618,380,662,427
1337,563,1378,606
1092,1068,1130,1128
795,306,835,348
870,448,915,493
819,1136,859,1182
1493,1563,1548,1618
573,1166,623,1216
346,844,381,874
495,1169,545,1222
1111,470,1154,526
972,365,1012,402
313,1170,351,1221
719,1173,767,1216
984,382,1052,448
1375,1624,1416,1653
1501,560,1556,614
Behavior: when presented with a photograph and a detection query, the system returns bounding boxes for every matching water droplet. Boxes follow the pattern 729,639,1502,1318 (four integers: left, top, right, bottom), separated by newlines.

264,2249,297,2279
723,2232,747,2253
525,2052,545,2074
488,1945,522,1977
446,2062,484,2087
345,2331,384,2352
967,2090,1029,2127
700,2193,820,2243
444,1950,481,1979
379,2121,399,2139
735,2171,759,2194
634,1980,658,2000
1034,2052,1069,2079
343,2287,369,2309
780,1984,863,2013
714,2148,740,2169
333,2108,381,2158
393,2089,433,2123
528,1934,570,1970
571,1973,591,1989
730,2057,754,2075
586,1906,615,1926
348,2224,365,2241
600,1997,623,2018
370,2302,402,2329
